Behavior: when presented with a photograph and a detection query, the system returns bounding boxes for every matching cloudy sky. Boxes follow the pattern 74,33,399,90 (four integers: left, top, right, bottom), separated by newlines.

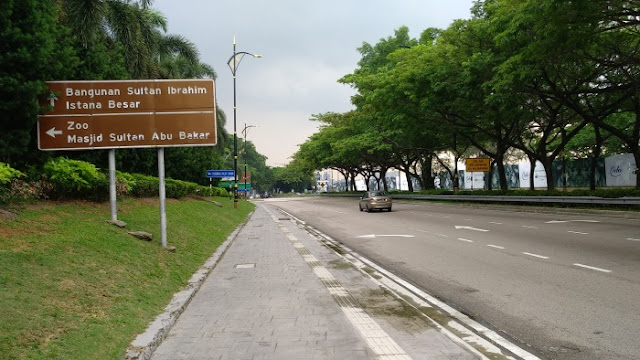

153,0,474,166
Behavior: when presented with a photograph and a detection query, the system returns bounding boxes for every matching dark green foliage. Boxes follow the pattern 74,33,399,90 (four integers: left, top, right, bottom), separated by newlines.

0,0,78,165
165,147,223,185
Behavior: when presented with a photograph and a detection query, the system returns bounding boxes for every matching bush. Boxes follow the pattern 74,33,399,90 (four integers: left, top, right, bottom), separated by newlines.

128,173,159,197
43,157,107,199
0,162,25,185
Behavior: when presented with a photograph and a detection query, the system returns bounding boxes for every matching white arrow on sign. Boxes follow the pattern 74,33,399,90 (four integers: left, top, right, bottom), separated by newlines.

46,127,63,138
545,220,600,224
47,93,58,108
356,234,415,239
454,225,489,232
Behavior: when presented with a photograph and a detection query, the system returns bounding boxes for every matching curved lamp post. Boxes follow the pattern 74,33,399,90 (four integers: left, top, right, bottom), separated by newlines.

227,37,261,208
242,124,258,199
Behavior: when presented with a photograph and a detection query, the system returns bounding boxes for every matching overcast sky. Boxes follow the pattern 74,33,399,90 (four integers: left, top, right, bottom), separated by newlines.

153,0,474,167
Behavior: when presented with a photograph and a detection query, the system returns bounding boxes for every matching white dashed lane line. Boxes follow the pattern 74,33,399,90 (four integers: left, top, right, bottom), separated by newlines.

522,252,549,260
522,225,538,229
573,263,612,273
413,227,616,276
488,222,502,225
568,231,589,235
627,238,640,242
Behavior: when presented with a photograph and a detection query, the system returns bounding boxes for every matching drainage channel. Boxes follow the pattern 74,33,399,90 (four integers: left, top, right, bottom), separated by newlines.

276,208,541,360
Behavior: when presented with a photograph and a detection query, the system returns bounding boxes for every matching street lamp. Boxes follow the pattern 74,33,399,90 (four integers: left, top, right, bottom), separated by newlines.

227,37,261,208
242,124,258,199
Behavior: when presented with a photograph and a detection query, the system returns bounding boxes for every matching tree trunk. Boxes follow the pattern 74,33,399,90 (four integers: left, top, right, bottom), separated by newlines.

590,126,603,190
528,158,535,190
633,150,640,188
496,155,508,191
349,170,357,191
544,158,555,191
403,169,414,192
420,155,435,190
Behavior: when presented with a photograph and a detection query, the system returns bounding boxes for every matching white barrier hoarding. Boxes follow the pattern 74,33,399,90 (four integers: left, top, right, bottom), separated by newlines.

605,153,637,187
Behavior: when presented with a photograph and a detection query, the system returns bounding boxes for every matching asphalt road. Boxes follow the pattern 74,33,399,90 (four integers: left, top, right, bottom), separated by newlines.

265,196,640,360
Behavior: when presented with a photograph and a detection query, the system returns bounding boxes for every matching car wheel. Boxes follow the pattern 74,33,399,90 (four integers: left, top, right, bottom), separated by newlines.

387,207,392,212
359,204,363,212
365,205,370,213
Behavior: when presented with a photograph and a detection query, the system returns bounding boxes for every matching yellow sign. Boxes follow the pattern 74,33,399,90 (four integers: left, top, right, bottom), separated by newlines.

465,158,491,172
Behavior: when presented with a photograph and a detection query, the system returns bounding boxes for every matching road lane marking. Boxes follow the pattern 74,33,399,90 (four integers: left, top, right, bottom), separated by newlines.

457,238,474,243
627,238,640,242
568,231,589,235
356,234,415,239
522,252,549,259
546,220,600,224
326,208,348,214
410,228,448,238
487,244,505,250
573,263,612,273
488,222,502,225
455,225,489,232
522,225,538,229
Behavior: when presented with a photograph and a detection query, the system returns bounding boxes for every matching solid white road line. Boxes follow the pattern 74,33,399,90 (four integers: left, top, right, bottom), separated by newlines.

522,252,549,260
487,244,505,250
573,263,612,273
546,220,600,224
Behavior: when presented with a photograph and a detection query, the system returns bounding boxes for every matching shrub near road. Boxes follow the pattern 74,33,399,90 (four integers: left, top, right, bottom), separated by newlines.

0,197,254,359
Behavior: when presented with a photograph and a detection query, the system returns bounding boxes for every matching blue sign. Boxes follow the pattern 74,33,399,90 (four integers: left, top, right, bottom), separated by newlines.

206,170,235,178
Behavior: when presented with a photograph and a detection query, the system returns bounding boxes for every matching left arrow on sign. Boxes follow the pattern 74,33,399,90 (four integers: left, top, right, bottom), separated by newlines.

46,127,63,138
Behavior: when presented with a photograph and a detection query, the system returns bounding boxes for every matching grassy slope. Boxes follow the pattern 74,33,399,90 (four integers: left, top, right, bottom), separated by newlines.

0,197,254,359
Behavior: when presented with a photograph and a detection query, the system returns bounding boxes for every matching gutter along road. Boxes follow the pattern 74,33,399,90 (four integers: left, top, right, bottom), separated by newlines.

267,196,640,360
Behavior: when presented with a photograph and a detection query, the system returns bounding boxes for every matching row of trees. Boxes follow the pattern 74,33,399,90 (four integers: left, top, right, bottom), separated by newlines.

292,0,640,191
1,0,294,195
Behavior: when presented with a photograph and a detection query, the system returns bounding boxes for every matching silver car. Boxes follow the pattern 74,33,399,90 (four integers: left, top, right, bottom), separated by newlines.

359,191,392,212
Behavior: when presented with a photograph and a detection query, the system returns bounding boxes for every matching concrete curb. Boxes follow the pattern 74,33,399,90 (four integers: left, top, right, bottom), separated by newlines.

123,212,254,360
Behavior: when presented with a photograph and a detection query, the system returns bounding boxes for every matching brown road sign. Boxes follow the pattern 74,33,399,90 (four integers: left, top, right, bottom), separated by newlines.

42,79,214,115
38,79,216,150
38,112,216,150
465,158,491,172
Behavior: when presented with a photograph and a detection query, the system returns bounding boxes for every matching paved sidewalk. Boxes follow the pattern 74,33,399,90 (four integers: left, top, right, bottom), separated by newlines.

147,204,477,360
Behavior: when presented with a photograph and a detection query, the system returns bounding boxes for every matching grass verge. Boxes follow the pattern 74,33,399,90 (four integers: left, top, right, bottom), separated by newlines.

0,197,254,359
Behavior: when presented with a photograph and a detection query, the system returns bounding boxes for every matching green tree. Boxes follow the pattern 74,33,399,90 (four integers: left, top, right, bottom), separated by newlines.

0,0,78,165
62,0,199,79
489,0,639,187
